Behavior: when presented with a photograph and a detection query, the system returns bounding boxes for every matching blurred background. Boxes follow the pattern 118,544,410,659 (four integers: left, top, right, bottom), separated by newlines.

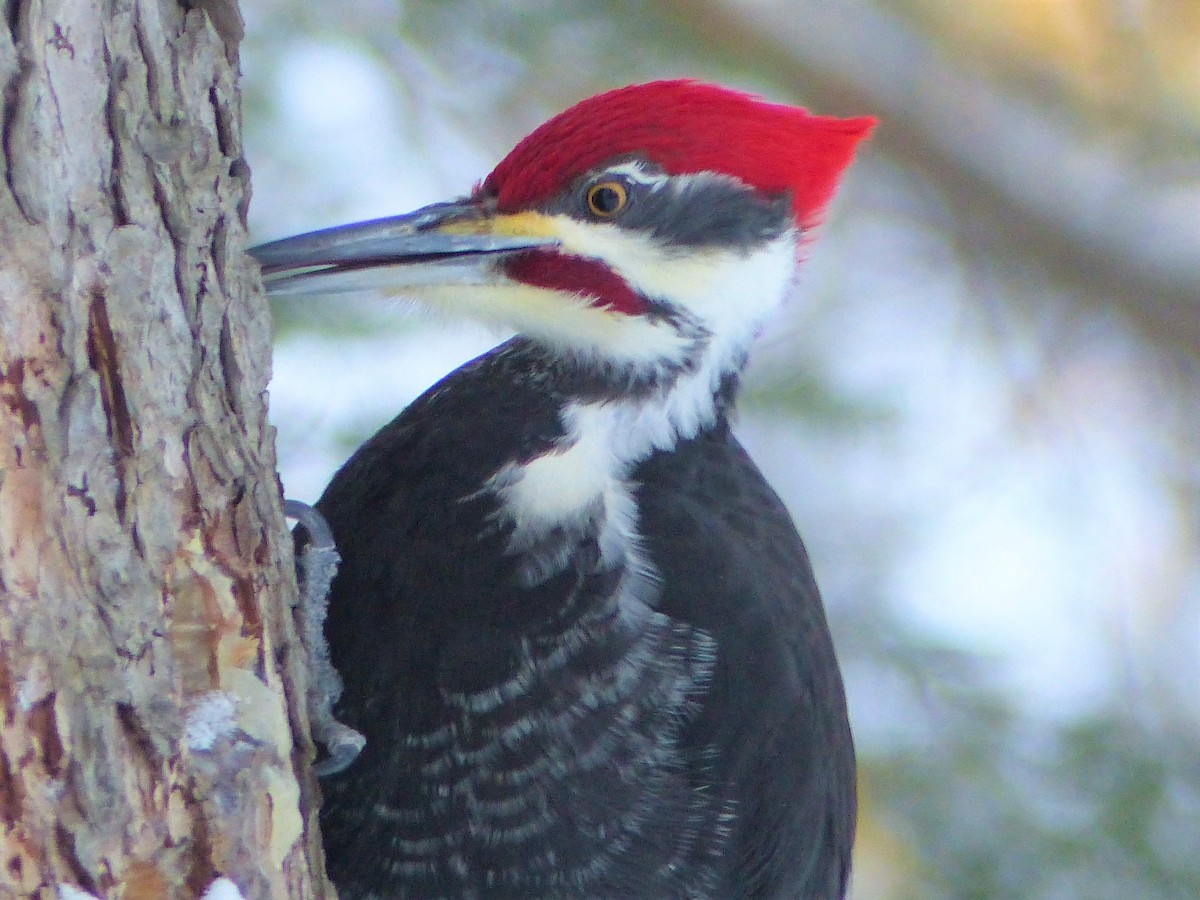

240,1,1200,896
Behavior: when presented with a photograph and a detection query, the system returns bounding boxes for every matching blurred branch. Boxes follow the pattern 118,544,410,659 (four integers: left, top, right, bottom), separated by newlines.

661,0,1200,358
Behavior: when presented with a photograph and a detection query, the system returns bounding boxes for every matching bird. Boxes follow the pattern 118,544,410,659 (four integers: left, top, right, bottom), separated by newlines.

253,80,874,899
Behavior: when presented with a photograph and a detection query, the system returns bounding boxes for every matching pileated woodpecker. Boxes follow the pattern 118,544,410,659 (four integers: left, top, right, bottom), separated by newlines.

254,81,873,899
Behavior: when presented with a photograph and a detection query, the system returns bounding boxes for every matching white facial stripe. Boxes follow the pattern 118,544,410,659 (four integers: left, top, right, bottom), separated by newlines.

490,368,725,556
368,212,796,382
487,403,645,577
479,224,801,555
392,281,691,368
494,404,617,532
543,217,799,360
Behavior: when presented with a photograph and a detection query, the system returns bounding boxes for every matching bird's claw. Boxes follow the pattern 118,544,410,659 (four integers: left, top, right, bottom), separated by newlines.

286,498,365,776
311,724,367,777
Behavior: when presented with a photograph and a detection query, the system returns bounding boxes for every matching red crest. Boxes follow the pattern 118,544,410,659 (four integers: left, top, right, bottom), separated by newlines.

482,80,875,230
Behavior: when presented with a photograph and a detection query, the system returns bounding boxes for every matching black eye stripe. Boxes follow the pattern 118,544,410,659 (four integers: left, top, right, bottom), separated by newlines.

617,174,792,249
554,167,791,249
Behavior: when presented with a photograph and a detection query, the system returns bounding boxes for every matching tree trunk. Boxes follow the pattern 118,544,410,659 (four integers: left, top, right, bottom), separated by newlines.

0,2,327,897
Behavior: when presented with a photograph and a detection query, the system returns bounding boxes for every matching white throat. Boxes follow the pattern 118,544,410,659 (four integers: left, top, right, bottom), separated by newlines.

485,229,799,571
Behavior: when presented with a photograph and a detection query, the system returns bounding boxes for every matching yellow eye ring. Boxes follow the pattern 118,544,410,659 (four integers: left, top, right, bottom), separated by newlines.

586,181,628,218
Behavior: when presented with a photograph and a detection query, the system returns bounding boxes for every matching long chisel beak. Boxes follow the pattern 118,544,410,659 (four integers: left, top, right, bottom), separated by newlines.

251,200,561,297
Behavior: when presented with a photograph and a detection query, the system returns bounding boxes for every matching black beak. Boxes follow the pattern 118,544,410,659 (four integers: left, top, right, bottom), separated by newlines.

250,200,559,296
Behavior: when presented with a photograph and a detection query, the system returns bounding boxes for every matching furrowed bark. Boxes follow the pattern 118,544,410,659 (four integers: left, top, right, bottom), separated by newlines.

0,1,326,897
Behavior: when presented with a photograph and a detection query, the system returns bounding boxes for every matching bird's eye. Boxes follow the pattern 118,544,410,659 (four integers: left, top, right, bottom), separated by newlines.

586,181,628,218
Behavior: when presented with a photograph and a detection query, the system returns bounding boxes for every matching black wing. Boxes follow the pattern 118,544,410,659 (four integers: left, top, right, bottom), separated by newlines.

635,421,856,899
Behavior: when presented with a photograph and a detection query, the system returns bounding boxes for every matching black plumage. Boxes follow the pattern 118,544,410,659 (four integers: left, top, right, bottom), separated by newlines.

314,338,855,899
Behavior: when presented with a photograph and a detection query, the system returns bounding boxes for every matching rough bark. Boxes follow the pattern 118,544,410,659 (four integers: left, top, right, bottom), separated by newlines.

0,1,326,897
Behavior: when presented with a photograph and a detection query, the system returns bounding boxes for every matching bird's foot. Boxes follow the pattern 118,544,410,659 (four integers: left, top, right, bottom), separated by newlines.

286,499,365,776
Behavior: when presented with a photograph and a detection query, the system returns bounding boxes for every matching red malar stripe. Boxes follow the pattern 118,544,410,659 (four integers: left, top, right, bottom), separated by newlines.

505,251,648,316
